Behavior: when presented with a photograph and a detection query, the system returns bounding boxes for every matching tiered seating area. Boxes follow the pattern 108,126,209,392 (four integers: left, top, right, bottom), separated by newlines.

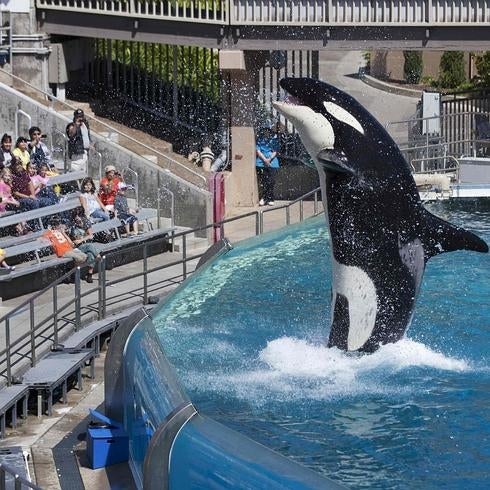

1,166,171,299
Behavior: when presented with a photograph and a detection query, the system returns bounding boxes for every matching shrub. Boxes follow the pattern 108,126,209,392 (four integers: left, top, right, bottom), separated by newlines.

439,51,466,89
403,51,423,84
475,52,490,87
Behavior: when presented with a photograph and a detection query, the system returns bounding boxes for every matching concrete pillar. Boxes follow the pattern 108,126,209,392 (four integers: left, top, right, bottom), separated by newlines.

220,50,266,208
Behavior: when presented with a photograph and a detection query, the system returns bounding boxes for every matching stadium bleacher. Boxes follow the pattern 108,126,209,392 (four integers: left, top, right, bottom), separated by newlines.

1,164,170,298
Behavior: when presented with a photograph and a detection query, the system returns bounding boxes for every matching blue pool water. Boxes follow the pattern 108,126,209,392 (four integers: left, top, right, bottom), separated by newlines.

153,203,490,489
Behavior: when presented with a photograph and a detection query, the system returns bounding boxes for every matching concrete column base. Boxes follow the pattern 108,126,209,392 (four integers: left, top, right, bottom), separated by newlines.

225,126,258,208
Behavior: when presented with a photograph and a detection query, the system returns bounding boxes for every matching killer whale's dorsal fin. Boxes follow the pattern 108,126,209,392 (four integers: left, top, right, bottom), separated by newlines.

422,209,489,259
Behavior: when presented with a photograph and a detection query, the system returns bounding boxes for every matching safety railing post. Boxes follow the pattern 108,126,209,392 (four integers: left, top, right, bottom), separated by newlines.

182,234,187,280
101,257,107,319
97,258,106,320
286,207,291,226
5,319,11,386
143,244,148,304
53,285,58,346
314,191,318,214
300,200,304,221
259,211,264,234
75,267,81,331
30,300,36,367
255,211,260,235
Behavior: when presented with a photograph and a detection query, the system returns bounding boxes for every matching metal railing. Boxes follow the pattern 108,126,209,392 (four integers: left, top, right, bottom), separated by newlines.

0,188,323,387
35,0,490,25
388,111,490,169
0,69,207,187
0,462,40,490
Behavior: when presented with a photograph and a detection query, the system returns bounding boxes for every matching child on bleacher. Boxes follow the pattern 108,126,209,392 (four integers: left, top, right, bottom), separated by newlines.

114,182,140,237
0,134,13,169
0,169,20,214
44,217,92,281
0,248,15,272
27,163,58,206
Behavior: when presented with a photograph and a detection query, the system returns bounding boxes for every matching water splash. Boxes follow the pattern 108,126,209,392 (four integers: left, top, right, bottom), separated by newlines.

183,336,470,405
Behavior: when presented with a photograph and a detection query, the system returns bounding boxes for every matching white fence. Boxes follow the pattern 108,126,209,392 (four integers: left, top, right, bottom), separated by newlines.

37,0,490,25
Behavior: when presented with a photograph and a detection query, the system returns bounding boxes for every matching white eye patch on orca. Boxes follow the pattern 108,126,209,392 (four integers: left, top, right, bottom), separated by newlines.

323,101,364,135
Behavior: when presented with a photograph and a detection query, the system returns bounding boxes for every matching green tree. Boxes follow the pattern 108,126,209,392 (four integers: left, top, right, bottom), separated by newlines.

403,51,423,84
475,52,490,87
439,51,466,89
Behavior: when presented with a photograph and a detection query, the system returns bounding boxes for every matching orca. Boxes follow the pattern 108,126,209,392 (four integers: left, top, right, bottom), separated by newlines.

273,78,488,353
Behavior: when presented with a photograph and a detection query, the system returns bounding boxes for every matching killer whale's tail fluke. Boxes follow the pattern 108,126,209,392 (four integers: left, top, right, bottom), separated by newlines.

423,210,489,259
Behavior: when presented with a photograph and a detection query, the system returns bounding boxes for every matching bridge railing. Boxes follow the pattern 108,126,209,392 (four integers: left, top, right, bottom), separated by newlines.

37,0,229,24
36,0,490,25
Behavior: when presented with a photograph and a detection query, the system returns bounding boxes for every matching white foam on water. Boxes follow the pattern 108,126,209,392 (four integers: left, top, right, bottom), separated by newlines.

260,336,469,375
184,336,471,404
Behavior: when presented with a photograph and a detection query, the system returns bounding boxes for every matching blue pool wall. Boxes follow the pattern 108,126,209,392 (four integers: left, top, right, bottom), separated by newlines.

111,243,344,489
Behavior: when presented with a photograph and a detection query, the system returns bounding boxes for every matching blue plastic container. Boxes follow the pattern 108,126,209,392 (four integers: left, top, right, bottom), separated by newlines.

86,409,129,469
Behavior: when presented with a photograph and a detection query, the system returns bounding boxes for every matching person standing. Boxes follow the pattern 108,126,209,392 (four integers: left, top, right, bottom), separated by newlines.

255,125,280,206
66,109,91,172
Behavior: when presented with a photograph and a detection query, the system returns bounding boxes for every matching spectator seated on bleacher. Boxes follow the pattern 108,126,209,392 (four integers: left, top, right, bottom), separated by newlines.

0,247,15,272
67,211,101,283
0,168,20,213
99,165,120,213
10,158,52,213
80,177,110,223
28,126,55,171
0,133,13,169
114,182,140,237
13,137,30,169
44,216,97,283
28,163,59,206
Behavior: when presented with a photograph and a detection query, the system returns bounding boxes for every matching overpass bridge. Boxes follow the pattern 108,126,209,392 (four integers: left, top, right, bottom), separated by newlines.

37,0,490,50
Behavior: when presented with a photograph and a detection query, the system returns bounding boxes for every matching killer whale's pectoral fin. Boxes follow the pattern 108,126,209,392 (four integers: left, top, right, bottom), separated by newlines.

317,149,356,175
423,210,489,259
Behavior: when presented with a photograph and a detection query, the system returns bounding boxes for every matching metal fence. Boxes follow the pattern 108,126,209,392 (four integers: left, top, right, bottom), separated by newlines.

388,109,490,172
0,188,323,387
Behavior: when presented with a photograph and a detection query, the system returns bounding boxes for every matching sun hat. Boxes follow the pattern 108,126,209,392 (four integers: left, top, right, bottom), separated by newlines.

73,109,84,118
0,248,5,259
104,165,116,173
117,182,128,190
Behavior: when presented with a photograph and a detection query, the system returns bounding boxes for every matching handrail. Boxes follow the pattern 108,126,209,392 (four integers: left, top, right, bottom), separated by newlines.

15,108,31,141
0,187,323,386
0,462,41,490
121,167,139,208
0,68,208,187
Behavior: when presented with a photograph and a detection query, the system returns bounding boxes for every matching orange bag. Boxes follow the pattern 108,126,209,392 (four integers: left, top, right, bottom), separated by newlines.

44,229,73,257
